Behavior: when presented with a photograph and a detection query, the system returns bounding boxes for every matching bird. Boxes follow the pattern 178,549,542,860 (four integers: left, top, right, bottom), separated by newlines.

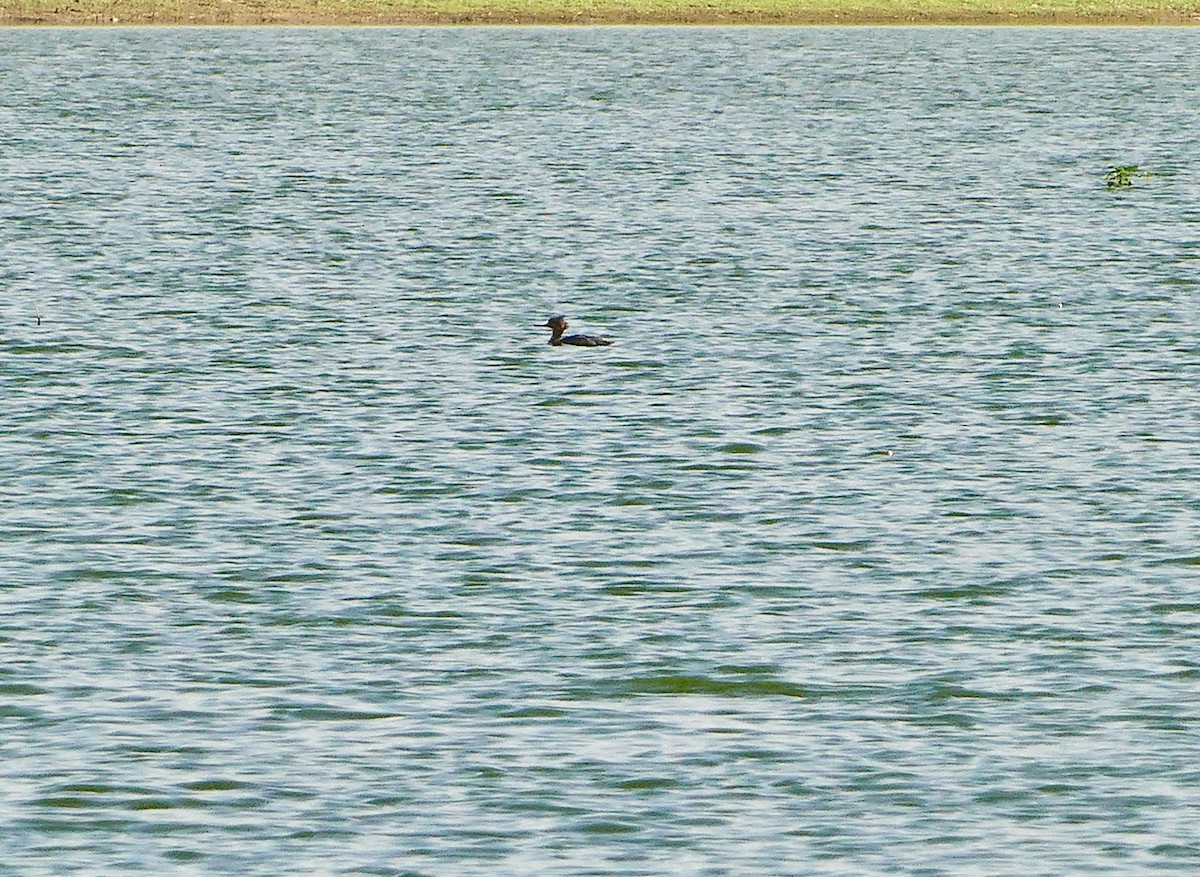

541,315,612,347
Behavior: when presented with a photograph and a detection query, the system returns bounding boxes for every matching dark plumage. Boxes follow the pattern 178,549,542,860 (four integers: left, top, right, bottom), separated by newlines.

542,315,612,347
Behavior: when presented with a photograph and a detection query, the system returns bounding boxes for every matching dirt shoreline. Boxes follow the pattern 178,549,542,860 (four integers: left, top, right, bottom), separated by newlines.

4,2,1200,26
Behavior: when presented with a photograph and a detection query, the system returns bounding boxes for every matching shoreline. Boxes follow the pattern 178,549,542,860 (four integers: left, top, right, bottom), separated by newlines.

4,0,1200,27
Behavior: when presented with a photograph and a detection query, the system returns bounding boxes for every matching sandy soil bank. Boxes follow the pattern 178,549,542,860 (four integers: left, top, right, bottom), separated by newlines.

3,0,1199,26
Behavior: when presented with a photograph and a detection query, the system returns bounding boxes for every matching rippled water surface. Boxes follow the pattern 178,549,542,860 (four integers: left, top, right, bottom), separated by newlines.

3,25,1200,875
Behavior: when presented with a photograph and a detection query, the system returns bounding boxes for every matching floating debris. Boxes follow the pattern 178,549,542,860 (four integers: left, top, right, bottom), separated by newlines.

1105,165,1154,189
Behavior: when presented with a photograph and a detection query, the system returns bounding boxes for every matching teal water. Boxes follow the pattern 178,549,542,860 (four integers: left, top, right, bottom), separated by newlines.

2,25,1200,875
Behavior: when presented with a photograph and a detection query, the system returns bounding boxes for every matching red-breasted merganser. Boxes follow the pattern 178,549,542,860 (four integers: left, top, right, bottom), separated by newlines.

542,315,612,347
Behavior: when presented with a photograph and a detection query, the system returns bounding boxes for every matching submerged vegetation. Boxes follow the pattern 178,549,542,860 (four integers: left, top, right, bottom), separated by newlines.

3,0,1200,24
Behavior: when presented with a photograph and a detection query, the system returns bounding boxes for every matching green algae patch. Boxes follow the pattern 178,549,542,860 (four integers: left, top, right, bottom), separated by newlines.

623,673,806,698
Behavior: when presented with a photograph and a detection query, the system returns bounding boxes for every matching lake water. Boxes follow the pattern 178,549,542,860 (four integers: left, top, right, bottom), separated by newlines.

2,24,1199,875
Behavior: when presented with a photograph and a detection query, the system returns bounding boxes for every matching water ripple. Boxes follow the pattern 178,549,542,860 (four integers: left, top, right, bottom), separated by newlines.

3,24,1200,877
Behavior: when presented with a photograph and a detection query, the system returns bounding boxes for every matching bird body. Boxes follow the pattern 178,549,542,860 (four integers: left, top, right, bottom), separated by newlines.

542,315,612,347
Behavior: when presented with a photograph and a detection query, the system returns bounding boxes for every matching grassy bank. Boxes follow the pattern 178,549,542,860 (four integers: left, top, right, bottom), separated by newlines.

3,0,1199,25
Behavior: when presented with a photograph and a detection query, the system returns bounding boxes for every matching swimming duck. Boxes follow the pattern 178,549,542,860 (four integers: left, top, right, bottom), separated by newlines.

542,315,612,347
